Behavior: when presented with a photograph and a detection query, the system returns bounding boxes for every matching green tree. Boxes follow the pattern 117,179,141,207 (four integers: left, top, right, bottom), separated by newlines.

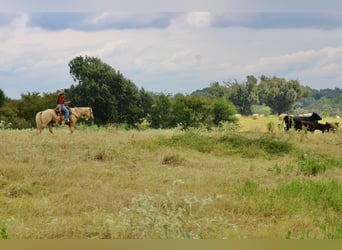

258,76,310,114
17,92,58,127
171,95,211,129
0,89,5,107
138,88,155,120
297,87,342,116
207,82,229,99
212,98,237,125
150,93,173,129
68,56,143,125
225,75,258,115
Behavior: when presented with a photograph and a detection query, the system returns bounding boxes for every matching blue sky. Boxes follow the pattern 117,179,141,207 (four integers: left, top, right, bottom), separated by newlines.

1,1,342,98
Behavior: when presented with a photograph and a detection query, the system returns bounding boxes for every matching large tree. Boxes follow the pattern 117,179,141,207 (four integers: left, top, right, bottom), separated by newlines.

171,95,212,129
225,75,258,115
68,56,143,125
149,93,173,129
257,76,310,114
0,89,5,107
212,98,237,125
207,81,229,99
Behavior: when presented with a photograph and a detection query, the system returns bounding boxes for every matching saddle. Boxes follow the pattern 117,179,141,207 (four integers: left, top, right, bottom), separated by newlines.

55,105,72,125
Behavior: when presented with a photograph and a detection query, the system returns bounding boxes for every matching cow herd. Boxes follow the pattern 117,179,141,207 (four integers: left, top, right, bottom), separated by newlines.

281,112,339,133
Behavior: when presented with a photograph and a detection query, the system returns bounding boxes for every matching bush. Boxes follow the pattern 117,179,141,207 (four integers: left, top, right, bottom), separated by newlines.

159,131,292,157
212,98,237,125
297,158,327,176
296,153,342,176
110,189,235,239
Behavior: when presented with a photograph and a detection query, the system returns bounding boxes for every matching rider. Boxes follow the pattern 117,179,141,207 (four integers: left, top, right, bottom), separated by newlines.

57,90,71,124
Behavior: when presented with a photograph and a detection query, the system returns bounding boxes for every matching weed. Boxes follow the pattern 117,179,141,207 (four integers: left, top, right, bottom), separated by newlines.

236,179,259,196
295,152,340,176
111,190,236,239
160,131,293,158
0,226,9,239
275,180,342,212
267,121,276,134
297,158,327,176
268,164,282,175
260,136,293,155
162,154,185,167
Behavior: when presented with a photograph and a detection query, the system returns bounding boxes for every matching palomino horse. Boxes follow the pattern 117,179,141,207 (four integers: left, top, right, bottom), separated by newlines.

35,107,94,134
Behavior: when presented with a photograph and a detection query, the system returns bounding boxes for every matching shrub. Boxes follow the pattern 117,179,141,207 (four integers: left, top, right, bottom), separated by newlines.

212,98,237,125
297,158,327,176
110,189,236,239
159,131,293,157
295,153,339,176
0,226,9,239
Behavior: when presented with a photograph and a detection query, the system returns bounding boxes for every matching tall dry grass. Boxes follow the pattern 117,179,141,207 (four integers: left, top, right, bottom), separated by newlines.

0,117,341,239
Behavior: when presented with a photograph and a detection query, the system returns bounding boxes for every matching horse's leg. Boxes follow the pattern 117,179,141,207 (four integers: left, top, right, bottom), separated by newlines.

69,123,74,134
37,124,46,133
68,117,76,134
48,123,53,134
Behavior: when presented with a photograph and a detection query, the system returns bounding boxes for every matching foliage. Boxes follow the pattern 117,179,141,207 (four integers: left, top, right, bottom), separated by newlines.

296,87,342,116
17,92,58,126
257,75,310,114
0,89,5,107
295,152,342,176
2,53,342,129
207,81,228,99
112,188,232,239
251,104,272,116
211,98,237,126
0,226,9,239
0,92,57,129
171,95,212,129
297,156,327,176
159,131,292,157
138,88,155,121
149,93,173,129
225,75,258,115
236,178,342,239
68,55,143,126
193,75,313,115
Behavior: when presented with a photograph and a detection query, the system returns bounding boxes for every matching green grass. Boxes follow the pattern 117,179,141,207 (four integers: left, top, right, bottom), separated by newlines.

0,116,341,239
158,130,292,158
233,175,342,239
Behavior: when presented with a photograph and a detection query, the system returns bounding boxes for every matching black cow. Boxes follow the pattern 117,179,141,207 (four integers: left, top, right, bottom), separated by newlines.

323,122,339,133
300,120,321,133
299,121,333,133
283,112,322,132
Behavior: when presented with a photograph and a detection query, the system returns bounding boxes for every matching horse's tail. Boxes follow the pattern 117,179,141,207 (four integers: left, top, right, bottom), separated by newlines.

35,111,42,132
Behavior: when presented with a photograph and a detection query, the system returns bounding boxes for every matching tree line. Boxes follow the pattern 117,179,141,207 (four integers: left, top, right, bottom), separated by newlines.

0,55,341,129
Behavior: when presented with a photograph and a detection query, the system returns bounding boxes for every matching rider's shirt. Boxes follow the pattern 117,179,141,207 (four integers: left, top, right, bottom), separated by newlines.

57,94,66,105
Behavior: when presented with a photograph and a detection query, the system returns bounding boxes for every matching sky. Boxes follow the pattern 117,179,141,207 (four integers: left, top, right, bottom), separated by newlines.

1,1,342,99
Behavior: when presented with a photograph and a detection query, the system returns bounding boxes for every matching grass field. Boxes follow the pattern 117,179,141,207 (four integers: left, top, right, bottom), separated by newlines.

0,116,341,239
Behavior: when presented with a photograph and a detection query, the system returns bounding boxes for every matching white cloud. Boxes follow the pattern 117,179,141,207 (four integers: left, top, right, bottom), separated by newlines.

2,11,342,98
186,12,212,28
217,45,342,88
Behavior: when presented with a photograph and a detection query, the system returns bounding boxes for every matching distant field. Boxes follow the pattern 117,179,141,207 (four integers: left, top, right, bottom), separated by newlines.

0,116,341,239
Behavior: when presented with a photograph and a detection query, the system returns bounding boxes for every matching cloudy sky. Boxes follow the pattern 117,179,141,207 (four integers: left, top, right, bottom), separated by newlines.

1,1,342,99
